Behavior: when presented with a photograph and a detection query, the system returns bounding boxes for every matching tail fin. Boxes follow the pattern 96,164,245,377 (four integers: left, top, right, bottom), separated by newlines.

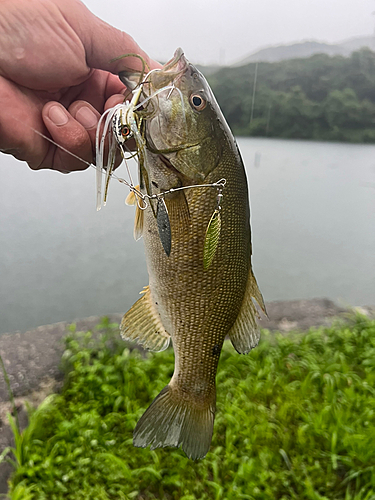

133,385,215,460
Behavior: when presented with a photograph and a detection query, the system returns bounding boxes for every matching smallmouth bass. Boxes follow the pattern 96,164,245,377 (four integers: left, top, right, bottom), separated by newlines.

119,49,265,460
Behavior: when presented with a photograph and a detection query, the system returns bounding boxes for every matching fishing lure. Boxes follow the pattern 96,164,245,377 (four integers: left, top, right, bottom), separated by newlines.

95,66,227,267
17,55,227,268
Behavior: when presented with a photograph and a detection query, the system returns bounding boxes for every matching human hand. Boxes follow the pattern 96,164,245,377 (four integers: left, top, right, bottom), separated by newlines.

0,0,160,173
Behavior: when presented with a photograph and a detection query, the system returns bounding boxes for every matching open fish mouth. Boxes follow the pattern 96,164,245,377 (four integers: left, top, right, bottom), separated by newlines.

154,48,189,86
164,47,188,73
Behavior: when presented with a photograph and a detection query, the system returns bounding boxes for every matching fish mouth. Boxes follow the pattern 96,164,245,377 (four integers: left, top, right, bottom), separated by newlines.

146,48,189,92
162,48,188,75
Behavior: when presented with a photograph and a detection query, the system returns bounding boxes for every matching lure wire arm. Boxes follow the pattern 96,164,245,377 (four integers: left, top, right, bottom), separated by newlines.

144,179,226,201
116,177,227,213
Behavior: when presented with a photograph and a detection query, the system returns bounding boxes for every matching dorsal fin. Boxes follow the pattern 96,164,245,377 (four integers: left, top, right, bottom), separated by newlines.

229,269,266,354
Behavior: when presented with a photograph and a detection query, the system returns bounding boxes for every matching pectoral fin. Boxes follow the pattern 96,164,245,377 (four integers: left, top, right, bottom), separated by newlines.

165,191,191,235
120,286,170,351
229,269,266,354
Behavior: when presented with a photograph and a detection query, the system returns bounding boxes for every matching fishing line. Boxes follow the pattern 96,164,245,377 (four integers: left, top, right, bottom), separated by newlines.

15,116,226,214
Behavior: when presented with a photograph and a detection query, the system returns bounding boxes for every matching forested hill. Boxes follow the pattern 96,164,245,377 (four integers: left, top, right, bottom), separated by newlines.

207,49,375,142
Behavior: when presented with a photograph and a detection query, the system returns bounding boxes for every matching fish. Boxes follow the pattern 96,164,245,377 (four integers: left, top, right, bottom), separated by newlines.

119,48,265,460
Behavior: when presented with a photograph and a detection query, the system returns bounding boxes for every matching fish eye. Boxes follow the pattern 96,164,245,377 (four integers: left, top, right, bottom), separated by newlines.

190,94,206,111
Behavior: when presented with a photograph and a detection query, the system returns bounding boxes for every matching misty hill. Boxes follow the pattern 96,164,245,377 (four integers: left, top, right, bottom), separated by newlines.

195,64,221,76
207,48,375,143
235,36,375,65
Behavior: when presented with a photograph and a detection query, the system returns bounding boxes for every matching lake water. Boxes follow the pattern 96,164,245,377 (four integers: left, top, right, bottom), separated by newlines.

0,137,374,334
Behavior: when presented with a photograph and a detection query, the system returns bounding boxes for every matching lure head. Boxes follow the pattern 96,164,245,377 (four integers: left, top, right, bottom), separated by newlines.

112,105,134,145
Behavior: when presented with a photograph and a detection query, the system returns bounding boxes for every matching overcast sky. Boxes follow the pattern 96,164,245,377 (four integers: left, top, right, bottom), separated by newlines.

85,0,374,65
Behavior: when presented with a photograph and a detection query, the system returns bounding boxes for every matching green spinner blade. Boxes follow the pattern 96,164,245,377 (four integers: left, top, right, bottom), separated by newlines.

203,209,221,270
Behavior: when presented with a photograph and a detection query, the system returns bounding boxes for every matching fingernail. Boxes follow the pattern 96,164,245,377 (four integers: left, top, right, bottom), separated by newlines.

48,105,69,126
75,106,98,129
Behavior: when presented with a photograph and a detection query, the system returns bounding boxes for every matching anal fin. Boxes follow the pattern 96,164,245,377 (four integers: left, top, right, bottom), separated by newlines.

229,269,266,354
120,286,170,351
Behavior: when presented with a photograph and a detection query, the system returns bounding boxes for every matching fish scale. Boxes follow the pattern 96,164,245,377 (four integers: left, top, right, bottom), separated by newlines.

120,48,265,459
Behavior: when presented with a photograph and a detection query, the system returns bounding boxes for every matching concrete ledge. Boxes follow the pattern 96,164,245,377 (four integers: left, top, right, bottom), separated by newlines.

0,314,123,402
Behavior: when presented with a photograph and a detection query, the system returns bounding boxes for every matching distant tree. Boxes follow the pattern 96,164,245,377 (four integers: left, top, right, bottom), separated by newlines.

207,48,375,143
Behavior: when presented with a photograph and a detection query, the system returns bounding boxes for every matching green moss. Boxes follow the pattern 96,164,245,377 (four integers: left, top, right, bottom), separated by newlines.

6,315,375,499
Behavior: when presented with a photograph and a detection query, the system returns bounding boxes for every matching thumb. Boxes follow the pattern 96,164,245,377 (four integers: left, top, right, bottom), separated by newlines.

65,1,161,74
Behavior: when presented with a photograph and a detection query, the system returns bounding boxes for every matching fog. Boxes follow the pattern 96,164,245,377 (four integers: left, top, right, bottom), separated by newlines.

83,0,374,65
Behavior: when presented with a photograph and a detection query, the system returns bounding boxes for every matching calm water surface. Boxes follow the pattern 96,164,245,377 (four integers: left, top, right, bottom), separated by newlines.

0,137,374,334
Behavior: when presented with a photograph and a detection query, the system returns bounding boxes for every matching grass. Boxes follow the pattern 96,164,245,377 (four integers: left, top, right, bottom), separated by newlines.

4,315,375,499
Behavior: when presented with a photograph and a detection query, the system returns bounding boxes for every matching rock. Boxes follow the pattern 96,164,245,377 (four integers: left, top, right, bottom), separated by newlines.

259,298,347,332
0,314,123,402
